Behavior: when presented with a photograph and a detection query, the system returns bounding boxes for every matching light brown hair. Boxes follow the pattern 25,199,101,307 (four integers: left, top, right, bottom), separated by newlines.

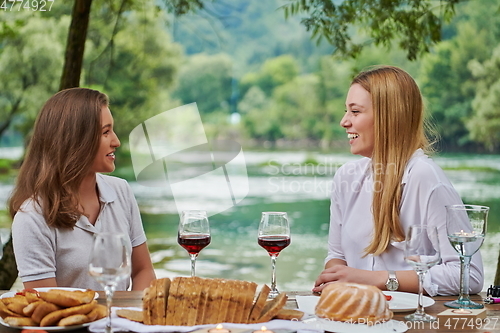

9,88,109,228
352,66,430,256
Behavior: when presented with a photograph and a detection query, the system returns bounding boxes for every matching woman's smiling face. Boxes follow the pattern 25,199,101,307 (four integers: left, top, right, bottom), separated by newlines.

340,83,374,158
91,106,120,174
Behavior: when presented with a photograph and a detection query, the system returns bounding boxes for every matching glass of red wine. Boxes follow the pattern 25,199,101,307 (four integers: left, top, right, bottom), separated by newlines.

258,211,291,298
178,210,211,277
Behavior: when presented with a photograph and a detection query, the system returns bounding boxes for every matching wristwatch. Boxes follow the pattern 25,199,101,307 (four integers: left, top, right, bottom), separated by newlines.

385,270,399,291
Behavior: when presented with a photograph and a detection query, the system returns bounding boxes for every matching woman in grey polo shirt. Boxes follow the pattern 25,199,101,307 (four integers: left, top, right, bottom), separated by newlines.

9,88,156,291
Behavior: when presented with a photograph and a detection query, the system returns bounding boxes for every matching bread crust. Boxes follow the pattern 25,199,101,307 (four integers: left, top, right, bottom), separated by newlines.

39,300,97,327
117,308,143,323
38,290,94,308
274,308,304,320
57,314,89,327
3,316,37,327
248,284,270,323
254,292,288,323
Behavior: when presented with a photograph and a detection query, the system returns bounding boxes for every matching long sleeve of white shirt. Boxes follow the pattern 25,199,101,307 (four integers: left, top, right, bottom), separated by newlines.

325,149,484,296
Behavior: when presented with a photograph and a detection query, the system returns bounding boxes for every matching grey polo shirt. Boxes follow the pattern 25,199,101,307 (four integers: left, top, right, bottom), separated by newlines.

12,174,147,290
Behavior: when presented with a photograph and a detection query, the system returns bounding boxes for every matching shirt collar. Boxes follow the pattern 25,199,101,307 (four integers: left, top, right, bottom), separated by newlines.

96,174,117,204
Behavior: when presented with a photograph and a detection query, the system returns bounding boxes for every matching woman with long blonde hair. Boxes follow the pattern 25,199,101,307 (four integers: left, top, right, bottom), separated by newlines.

313,66,483,296
9,88,156,290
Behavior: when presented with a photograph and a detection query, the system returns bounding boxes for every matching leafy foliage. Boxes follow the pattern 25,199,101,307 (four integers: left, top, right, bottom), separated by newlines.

0,13,67,137
467,46,500,151
282,0,460,60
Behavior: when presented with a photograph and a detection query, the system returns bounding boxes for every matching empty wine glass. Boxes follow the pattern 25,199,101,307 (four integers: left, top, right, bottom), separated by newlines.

445,204,489,309
178,210,211,277
404,225,441,322
258,212,291,299
89,233,131,333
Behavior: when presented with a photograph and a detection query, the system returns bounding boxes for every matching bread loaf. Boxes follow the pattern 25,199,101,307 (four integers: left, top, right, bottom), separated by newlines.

143,277,299,326
315,282,393,325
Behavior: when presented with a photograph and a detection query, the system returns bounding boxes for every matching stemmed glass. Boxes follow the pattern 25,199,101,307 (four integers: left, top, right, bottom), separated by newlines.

258,212,291,299
89,233,131,333
445,204,489,309
178,210,211,277
404,225,441,322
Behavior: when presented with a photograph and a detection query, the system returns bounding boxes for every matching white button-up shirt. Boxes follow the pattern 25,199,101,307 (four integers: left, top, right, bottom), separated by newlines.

326,149,484,296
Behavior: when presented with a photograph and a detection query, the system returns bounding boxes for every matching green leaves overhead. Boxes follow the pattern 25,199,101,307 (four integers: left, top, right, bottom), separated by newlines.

282,0,460,60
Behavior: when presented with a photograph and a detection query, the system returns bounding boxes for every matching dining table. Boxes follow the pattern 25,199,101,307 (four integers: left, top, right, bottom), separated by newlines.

1,290,499,333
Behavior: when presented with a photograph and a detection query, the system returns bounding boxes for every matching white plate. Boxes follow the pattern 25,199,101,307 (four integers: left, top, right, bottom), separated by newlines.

1,287,99,299
0,317,93,332
0,287,101,331
297,292,435,314
383,291,435,312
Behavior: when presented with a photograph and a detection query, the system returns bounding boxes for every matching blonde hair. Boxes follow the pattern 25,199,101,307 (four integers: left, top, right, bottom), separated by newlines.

9,88,109,228
352,66,430,256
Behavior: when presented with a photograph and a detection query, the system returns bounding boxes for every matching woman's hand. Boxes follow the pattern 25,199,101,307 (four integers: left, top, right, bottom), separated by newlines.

313,265,386,293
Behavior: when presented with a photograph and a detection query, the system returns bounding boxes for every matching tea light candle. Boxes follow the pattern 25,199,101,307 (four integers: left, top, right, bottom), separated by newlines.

252,326,274,333
455,230,473,237
452,309,473,314
208,324,231,333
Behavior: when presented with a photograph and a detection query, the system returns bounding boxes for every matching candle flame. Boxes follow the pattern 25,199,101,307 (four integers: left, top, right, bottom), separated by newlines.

216,324,224,329
261,326,267,331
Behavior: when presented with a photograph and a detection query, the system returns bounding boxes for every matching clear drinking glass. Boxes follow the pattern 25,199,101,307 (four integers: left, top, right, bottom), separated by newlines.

404,225,441,322
89,233,131,333
258,212,291,299
445,204,489,309
178,210,211,277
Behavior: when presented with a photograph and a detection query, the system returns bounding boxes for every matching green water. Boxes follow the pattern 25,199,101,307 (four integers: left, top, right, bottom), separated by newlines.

136,152,500,292
1,150,499,291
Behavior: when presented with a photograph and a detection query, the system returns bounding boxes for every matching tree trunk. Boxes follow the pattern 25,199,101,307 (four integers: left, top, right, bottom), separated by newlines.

59,0,93,90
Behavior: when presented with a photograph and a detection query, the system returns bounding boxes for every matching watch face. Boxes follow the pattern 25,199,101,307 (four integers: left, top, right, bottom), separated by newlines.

387,279,399,291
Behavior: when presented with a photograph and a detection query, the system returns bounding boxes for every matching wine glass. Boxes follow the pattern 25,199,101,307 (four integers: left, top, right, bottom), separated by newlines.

89,233,131,333
178,210,211,277
404,225,441,322
445,204,489,309
258,212,291,299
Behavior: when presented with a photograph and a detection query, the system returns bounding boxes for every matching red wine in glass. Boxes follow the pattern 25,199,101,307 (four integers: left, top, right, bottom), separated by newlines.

258,212,291,298
178,210,211,277
178,234,211,254
258,235,290,256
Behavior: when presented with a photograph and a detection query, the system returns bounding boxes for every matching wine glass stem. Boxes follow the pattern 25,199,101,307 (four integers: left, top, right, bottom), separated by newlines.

190,254,198,277
270,254,278,293
459,255,472,303
104,285,116,333
415,270,427,316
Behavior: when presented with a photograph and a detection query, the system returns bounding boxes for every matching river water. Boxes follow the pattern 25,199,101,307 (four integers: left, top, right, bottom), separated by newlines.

1,149,499,292
133,151,500,292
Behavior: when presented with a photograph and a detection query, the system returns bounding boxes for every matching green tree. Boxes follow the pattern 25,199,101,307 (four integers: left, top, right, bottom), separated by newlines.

59,0,205,90
418,0,500,150
173,53,234,114
283,0,461,60
0,14,67,137
83,5,183,140
467,46,500,151
239,55,299,97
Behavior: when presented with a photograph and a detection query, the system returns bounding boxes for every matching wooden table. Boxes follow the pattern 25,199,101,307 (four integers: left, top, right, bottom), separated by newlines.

1,291,500,332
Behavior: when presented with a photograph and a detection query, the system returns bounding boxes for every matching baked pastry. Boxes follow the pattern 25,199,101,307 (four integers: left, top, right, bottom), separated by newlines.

315,282,393,325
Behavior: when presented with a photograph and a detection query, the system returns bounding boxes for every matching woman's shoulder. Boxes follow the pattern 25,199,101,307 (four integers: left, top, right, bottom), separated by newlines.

335,157,371,177
96,174,134,201
404,150,452,185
